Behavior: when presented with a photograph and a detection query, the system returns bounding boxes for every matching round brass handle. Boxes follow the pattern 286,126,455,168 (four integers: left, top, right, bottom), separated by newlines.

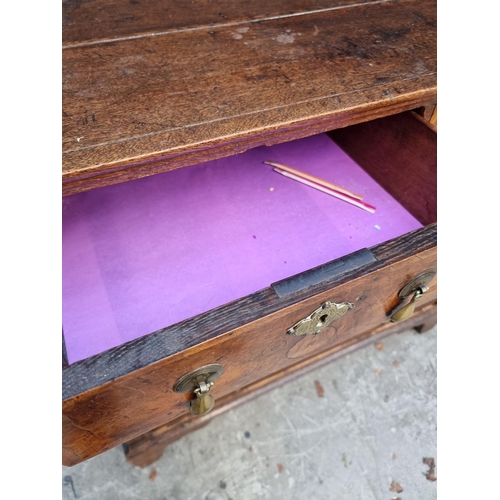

190,382,215,416
389,270,436,323
173,364,223,417
390,289,425,322
190,396,215,416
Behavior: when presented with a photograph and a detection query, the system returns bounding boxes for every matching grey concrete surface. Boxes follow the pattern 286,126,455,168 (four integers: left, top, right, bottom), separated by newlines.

62,326,437,500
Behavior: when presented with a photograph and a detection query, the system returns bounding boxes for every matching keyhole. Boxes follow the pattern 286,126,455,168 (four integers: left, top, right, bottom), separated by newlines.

316,314,329,328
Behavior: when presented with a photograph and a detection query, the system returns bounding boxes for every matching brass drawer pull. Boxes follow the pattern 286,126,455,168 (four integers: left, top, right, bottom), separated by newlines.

390,270,436,323
173,364,224,416
287,301,354,336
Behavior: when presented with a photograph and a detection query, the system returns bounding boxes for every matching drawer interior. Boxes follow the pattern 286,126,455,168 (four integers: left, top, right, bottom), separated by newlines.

62,112,436,364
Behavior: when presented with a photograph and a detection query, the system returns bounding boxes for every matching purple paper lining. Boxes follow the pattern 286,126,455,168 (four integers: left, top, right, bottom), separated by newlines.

62,134,422,363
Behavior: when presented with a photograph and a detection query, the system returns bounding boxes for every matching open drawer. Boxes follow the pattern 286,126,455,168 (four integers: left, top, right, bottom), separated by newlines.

62,111,436,466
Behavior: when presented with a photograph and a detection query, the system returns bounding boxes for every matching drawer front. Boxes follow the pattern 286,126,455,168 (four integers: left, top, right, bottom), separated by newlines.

63,245,436,465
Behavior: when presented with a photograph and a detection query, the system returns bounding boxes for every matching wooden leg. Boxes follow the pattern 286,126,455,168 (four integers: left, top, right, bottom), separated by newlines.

414,309,437,333
123,441,166,469
124,419,211,468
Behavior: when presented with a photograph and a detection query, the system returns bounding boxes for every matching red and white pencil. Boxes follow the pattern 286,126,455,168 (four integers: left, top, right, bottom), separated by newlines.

264,160,364,200
271,166,376,213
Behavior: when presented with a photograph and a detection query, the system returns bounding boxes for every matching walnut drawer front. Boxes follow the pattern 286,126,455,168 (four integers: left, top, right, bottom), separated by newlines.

63,234,436,466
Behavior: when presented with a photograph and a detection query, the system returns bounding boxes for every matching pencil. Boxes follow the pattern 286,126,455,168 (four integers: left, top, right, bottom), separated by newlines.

264,160,363,200
273,167,376,213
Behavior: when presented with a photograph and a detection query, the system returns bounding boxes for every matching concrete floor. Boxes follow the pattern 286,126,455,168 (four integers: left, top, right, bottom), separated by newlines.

62,325,437,500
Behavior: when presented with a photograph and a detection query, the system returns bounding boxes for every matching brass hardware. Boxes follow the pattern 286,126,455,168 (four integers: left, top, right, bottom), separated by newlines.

390,289,425,322
287,301,354,336
173,364,224,416
390,270,436,323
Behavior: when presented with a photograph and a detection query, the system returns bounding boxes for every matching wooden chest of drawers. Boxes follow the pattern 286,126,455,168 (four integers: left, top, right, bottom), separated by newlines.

62,0,437,466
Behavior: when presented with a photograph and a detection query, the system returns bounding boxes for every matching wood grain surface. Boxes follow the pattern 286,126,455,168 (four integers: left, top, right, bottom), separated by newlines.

123,301,437,468
62,0,437,195
62,234,436,466
63,0,386,47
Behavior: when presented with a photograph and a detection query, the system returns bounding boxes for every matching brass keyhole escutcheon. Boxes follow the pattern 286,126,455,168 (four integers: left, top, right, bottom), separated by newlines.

390,269,436,323
287,301,354,336
173,364,224,417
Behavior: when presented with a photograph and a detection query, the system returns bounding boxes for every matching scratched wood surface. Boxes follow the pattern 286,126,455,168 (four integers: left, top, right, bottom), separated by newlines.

63,0,384,46
62,229,436,466
62,0,437,195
